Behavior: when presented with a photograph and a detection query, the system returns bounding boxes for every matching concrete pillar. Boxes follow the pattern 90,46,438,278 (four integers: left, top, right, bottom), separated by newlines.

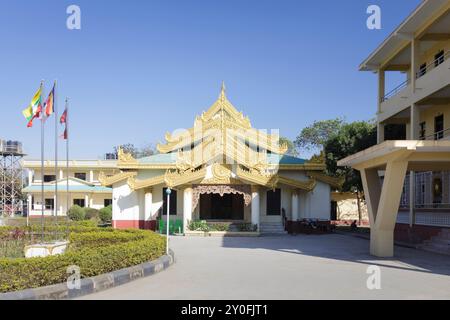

291,190,299,221
360,160,408,257
378,69,385,113
53,194,57,216
183,187,193,233
410,104,420,140
251,186,260,230
59,169,64,180
85,195,89,208
27,194,32,214
28,170,33,184
411,38,420,93
144,188,153,221
89,170,94,183
377,123,385,144
409,171,416,227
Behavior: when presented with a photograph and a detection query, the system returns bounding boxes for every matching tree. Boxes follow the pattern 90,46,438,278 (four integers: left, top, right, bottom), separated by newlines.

139,143,156,157
114,143,139,158
324,121,377,223
113,143,156,159
279,137,298,157
295,118,345,154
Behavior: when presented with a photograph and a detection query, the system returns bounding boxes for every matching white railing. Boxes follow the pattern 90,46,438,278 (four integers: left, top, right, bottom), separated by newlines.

416,50,450,79
382,50,450,103
419,127,450,141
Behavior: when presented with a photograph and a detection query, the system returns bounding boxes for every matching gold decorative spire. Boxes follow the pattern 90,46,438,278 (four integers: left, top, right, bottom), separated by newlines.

219,81,226,101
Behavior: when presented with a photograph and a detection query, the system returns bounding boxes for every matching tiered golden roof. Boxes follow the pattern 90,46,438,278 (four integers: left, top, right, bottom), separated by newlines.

100,84,342,191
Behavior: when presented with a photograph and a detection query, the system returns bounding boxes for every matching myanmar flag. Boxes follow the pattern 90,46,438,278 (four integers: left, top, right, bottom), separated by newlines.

45,83,55,117
22,86,42,127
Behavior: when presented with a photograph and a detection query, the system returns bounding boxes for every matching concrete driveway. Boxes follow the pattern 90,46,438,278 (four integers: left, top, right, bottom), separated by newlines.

80,234,450,300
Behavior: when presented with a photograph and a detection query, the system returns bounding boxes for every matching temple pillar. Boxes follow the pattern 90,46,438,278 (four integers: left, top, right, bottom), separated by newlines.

144,188,153,222
251,186,260,231
291,190,299,221
183,187,193,233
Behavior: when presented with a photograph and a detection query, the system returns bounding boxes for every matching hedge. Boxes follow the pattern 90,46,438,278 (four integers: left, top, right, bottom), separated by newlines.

0,227,165,293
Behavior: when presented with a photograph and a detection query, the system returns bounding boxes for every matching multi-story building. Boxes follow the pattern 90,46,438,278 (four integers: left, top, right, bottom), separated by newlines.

339,0,450,257
23,159,118,216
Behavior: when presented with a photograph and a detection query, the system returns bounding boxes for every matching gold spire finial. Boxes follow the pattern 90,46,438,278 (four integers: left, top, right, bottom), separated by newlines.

219,81,226,101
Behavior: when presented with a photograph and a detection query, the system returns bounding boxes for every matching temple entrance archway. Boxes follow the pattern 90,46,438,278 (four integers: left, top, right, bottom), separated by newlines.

199,193,244,220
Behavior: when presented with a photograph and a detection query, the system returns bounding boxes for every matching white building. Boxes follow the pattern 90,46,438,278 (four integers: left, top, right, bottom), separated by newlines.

23,159,118,216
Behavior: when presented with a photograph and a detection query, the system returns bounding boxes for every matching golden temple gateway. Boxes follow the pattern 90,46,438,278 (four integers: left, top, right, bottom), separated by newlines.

99,85,341,232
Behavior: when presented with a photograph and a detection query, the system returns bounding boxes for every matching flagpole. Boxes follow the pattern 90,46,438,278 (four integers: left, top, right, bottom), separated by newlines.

65,98,69,223
54,81,58,233
40,80,45,242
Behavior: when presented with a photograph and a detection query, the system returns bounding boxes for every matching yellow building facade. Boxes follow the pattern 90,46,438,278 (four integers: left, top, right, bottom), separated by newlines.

339,0,450,257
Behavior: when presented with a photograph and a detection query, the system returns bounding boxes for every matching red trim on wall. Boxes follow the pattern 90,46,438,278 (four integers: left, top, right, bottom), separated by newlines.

395,223,445,244
112,220,156,231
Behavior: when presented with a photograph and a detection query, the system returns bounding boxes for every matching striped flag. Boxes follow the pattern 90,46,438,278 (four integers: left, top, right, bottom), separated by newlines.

45,82,55,117
22,86,42,127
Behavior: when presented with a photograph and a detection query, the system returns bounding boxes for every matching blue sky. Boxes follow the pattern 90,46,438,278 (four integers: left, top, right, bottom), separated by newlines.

0,0,421,159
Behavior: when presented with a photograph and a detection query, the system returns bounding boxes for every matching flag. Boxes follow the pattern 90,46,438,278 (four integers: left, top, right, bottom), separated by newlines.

22,86,42,127
45,83,55,117
60,107,68,140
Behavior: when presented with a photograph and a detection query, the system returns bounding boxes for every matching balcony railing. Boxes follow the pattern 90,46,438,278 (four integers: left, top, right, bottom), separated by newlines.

419,127,450,141
381,50,450,103
416,50,450,80
381,79,410,103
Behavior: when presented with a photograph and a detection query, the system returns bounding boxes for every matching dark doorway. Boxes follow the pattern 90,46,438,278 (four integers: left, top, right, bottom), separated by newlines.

199,193,244,220
435,115,444,140
330,201,338,220
266,189,281,215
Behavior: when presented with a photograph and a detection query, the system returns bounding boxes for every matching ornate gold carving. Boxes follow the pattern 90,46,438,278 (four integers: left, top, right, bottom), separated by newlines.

157,85,287,156
164,167,207,188
99,171,137,186
277,176,316,191
192,184,252,210
127,175,166,191
306,171,344,189
118,147,138,165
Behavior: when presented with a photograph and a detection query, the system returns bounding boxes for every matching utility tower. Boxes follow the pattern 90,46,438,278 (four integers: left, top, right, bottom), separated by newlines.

0,140,25,216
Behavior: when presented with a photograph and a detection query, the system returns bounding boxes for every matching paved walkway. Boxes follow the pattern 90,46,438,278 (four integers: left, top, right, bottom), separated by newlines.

80,234,450,300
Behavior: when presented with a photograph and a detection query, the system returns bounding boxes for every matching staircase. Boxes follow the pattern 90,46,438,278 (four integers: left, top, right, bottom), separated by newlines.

259,222,287,235
419,229,450,256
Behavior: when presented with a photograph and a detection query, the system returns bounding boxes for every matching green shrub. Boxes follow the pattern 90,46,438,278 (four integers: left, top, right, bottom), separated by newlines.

210,223,230,232
0,227,165,293
99,205,112,223
84,208,99,221
235,223,257,232
188,220,209,232
187,221,230,232
67,205,85,221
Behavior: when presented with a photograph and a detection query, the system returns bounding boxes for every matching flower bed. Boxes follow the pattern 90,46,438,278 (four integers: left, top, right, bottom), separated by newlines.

0,226,165,293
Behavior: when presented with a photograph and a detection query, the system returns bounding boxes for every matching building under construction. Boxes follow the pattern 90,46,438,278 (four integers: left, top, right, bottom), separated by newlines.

0,139,25,216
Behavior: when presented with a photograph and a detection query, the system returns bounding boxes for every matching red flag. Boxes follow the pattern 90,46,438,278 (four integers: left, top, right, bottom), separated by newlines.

60,108,67,124
60,107,68,140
